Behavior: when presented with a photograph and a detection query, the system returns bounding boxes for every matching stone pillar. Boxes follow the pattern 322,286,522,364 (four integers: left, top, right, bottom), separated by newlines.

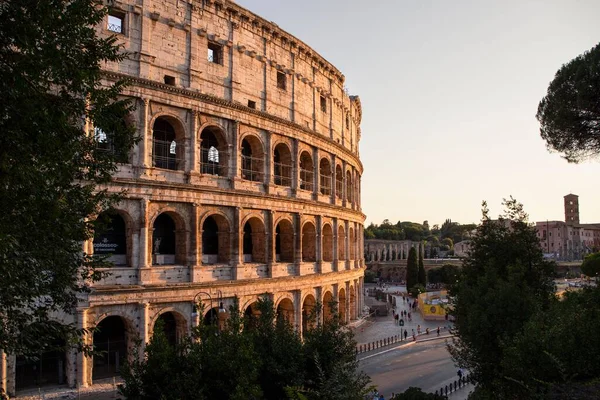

294,290,302,337
345,281,351,324
4,354,14,397
138,198,150,285
139,302,150,358
359,276,365,316
315,215,322,273
313,147,319,200
190,204,200,282
230,121,239,188
315,286,323,326
140,98,150,168
291,138,299,196
341,159,347,207
231,207,242,279
344,220,350,269
76,309,89,388
330,154,337,203
190,110,199,173
295,213,302,266
332,217,339,272
265,131,272,191
267,211,275,277
0,350,6,397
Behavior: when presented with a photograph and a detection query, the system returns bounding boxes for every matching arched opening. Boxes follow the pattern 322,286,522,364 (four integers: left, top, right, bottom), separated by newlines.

93,316,129,380
16,340,66,390
93,212,128,266
335,165,343,199
273,143,292,187
155,312,186,348
338,225,346,261
200,126,228,176
301,222,316,262
202,214,230,264
94,114,132,163
299,151,314,191
276,298,294,325
349,285,356,320
302,294,316,332
346,170,353,203
152,117,182,170
355,175,360,206
241,136,263,182
243,217,266,263
319,158,332,196
152,213,180,265
322,224,333,262
323,291,334,323
275,219,294,263
339,288,347,324
349,227,356,260
244,301,260,329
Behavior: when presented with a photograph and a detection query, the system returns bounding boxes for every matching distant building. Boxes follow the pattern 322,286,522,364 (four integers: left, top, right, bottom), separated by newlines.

535,194,600,261
454,240,472,257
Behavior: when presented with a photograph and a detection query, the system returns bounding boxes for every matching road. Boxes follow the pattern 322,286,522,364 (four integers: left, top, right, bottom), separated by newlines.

360,340,470,398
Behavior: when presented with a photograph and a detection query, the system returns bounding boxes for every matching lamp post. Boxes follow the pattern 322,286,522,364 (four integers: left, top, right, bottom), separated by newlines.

191,291,213,327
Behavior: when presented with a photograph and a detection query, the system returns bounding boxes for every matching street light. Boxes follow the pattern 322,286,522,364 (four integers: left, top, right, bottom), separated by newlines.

191,291,228,327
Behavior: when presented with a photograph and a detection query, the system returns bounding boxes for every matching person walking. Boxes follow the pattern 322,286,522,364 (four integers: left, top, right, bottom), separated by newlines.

417,324,421,334
404,329,408,340
437,326,440,336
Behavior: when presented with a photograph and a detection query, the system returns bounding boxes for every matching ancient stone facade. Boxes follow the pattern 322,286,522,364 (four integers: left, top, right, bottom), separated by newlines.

1,0,365,395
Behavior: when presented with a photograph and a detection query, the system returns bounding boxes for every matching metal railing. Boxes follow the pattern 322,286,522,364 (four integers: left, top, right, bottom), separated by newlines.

435,375,472,397
153,138,181,170
336,179,343,198
273,162,292,187
241,154,263,182
320,174,332,195
300,169,314,191
200,147,227,176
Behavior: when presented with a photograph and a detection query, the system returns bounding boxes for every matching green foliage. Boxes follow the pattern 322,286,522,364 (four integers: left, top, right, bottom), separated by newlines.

391,387,445,399
0,0,136,356
427,264,461,284
537,42,600,163
501,288,600,398
119,297,370,400
364,269,377,283
418,245,426,285
406,247,419,290
448,198,555,397
581,252,600,279
409,284,425,298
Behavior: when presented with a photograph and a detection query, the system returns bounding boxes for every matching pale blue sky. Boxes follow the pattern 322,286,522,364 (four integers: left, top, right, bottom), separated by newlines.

236,0,600,226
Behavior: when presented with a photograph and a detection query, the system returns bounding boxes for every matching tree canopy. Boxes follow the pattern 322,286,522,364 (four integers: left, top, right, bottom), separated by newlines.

406,247,419,290
448,198,555,398
0,0,136,356
581,252,600,279
537,42,600,163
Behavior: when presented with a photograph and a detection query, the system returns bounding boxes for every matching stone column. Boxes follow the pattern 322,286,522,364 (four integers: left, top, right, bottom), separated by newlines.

344,220,350,269
230,121,239,188
190,204,200,282
294,290,302,337
231,207,242,279
265,131,272,192
140,98,150,168
315,286,323,326
341,159,347,207
76,309,89,388
330,154,337,204
138,198,150,285
0,350,6,397
332,217,339,272
315,215,322,273
139,302,150,357
313,147,319,200
345,281,351,324
291,138,299,196
295,213,302,266
359,276,365,316
267,211,275,277
190,110,199,173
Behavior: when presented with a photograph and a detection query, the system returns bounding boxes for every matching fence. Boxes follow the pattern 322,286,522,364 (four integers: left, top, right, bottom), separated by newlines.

435,374,472,397
356,334,405,354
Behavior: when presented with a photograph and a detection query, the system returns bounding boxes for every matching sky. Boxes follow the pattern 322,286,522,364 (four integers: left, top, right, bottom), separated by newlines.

235,0,600,227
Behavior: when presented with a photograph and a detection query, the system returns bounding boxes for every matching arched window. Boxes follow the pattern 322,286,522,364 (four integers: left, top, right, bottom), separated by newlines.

319,158,332,196
299,151,313,191
275,220,294,262
93,316,129,380
322,224,333,262
93,115,130,163
200,127,227,176
241,136,263,182
338,225,346,261
243,218,266,263
335,165,343,199
153,213,176,265
273,143,292,187
302,222,316,262
346,170,353,203
202,215,230,264
153,118,180,170
349,227,356,260
93,213,127,266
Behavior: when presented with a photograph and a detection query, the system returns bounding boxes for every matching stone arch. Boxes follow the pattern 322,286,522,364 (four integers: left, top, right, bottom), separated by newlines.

242,216,266,263
322,291,334,322
335,164,343,199
151,115,186,170
301,221,316,262
93,209,133,267
150,210,187,266
244,300,261,329
92,314,136,380
349,227,356,260
299,151,314,191
16,338,67,390
276,298,295,325
339,287,347,323
201,213,231,264
151,309,188,347
302,293,317,332
338,224,346,261
273,142,292,187
275,218,294,263
240,133,264,182
322,223,333,262
199,124,228,176
319,157,332,196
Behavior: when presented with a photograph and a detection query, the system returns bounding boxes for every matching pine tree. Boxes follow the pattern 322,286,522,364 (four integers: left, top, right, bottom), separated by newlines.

418,244,426,286
406,247,419,290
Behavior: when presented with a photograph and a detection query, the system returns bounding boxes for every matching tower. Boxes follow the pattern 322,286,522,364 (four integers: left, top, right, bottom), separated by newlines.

564,194,580,225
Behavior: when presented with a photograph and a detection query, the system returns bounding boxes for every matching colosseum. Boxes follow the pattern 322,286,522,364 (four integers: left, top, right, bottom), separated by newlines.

1,0,365,395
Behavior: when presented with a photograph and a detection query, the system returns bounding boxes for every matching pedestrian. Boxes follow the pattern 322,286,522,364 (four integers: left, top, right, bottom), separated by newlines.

413,334,416,341
394,313,399,325
404,329,408,340
458,369,463,379
426,327,429,335
437,326,440,336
